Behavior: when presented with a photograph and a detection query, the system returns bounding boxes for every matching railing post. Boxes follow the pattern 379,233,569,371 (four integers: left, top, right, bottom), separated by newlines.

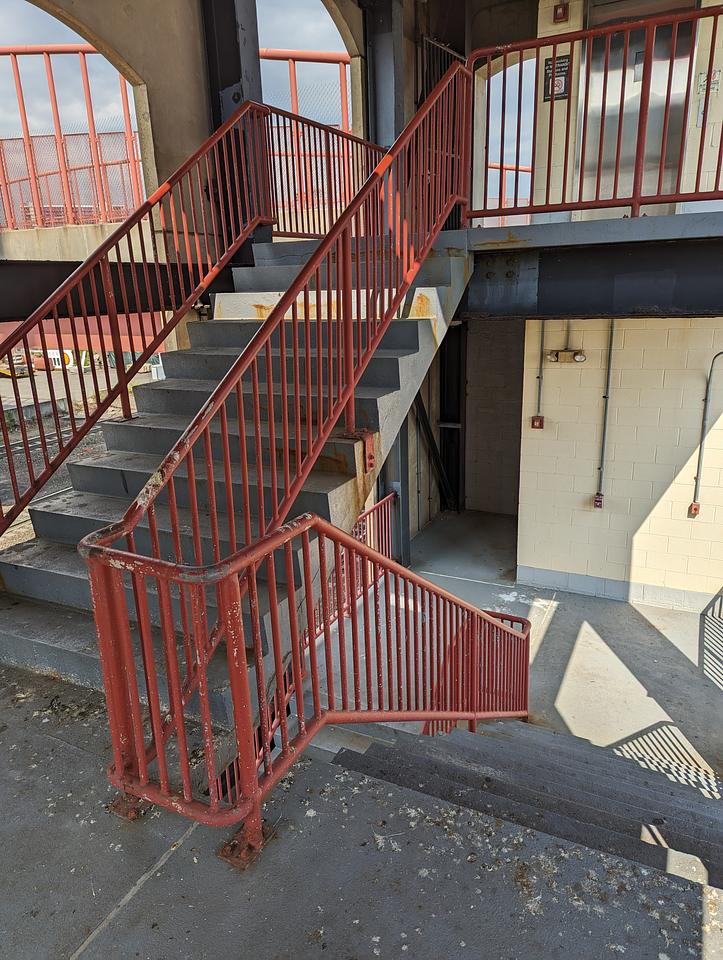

10,53,44,227
324,129,335,229
0,142,15,230
341,226,355,433
86,557,138,781
119,75,143,209
631,24,655,217
100,255,132,419
44,52,75,225
217,573,265,867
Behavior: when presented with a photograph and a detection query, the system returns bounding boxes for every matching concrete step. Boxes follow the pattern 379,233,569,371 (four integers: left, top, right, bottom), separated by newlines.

67,448,356,521
187,315,422,353
132,377,394,432
0,594,241,729
161,345,414,390
211,283,450,324
251,238,320,266
101,413,361,477
28,489,304,587
0,537,300,657
448,725,723,814
468,720,722,800
377,736,723,858
231,255,452,292
333,744,718,887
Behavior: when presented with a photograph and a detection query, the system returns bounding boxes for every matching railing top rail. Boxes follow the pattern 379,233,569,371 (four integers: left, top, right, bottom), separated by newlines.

81,511,528,638
421,36,465,61
356,492,397,523
466,2,723,65
259,47,351,64
0,43,97,55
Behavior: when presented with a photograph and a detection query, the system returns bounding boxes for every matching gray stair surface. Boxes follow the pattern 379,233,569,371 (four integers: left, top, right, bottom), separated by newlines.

0,234,471,725
333,721,723,888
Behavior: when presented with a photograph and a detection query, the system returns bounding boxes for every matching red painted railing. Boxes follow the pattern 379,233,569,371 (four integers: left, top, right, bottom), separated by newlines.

303,492,397,648
76,63,534,853
467,5,723,221
260,48,352,133
81,512,530,842
0,103,380,532
0,44,143,229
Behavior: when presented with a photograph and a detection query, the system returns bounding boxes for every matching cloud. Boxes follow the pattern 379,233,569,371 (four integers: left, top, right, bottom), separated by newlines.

257,0,345,53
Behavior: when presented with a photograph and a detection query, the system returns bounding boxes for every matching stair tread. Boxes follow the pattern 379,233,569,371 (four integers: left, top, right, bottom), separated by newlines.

0,536,290,613
333,747,715,884
30,489,243,544
136,376,395,400
170,346,417,360
449,726,723,807
102,412,361,450
363,740,723,845
70,448,354,495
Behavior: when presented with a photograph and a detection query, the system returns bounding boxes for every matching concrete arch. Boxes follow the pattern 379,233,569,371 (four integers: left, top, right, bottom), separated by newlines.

318,0,364,57
318,0,367,137
26,0,214,192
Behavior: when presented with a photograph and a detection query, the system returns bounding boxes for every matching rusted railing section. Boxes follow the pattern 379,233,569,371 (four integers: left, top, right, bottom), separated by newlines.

81,512,530,847
467,5,723,221
0,103,381,533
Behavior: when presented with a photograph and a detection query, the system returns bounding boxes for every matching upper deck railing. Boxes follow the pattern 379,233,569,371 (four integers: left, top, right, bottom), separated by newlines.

466,5,723,222
0,45,353,232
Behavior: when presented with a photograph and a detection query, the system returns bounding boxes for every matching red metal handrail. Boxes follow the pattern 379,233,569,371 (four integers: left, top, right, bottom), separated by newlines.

76,63,533,854
81,511,530,844
0,102,381,533
79,61,470,567
466,5,723,221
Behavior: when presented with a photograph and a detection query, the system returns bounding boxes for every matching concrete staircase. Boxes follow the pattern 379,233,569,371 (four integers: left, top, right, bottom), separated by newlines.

333,719,723,888
0,235,471,719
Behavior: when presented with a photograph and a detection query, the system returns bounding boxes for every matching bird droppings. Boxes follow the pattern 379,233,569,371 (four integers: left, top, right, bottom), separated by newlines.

1,663,721,959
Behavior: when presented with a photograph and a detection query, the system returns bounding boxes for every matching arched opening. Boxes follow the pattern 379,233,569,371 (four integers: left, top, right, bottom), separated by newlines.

0,0,146,230
257,0,366,137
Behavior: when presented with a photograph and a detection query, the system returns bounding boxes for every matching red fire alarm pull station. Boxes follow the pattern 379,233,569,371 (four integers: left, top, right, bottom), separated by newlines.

593,492,604,509
553,1,569,22
531,415,544,429
688,501,701,518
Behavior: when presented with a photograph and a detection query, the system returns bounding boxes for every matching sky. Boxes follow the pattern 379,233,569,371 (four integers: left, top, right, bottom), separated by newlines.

0,0,345,136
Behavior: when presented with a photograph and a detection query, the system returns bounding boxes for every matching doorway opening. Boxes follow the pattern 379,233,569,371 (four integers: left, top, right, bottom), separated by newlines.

435,316,525,585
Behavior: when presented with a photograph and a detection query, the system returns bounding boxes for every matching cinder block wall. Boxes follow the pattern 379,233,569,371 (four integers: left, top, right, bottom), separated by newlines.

465,318,524,515
517,318,723,611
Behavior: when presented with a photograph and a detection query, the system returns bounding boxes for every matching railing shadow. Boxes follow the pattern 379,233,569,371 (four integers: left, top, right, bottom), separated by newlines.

607,720,722,801
699,589,723,692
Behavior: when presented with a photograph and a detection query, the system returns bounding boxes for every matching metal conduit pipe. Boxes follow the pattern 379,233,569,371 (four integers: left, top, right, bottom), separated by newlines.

689,351,723,517
532,319,546,428
594,318,615,509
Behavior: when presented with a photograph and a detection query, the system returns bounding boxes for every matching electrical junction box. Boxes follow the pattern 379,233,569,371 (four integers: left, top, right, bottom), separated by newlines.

548,349,586,363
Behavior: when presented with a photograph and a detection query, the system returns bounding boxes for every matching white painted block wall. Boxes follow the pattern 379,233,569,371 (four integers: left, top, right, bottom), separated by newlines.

518,317,723,610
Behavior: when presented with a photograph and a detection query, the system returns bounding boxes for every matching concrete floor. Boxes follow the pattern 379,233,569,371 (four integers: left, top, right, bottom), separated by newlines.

411,510,723,789
2,665,721,960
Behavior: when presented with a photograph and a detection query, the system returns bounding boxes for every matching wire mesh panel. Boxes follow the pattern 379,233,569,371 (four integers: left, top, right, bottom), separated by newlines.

0,45,143,229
